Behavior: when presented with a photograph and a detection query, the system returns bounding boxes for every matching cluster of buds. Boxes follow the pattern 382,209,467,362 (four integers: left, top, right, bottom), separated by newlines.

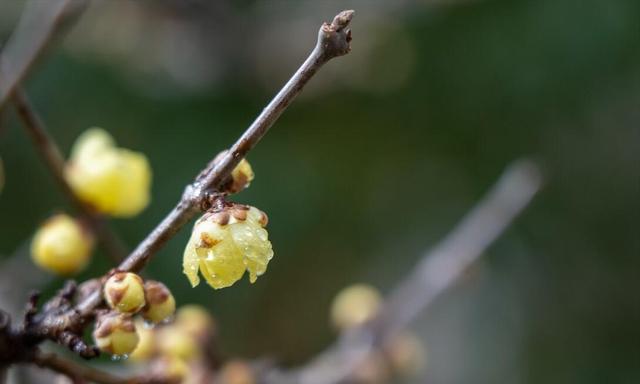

330,284,427,383
94,272,175,356
127,305,219,383
65,128,152,218
31,213,94,275
127,304,257,384
183,202,273,290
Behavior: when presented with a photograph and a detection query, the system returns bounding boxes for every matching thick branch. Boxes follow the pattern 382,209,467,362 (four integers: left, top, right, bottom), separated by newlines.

13,87,126,263
268,160,542,384
32,351,131,384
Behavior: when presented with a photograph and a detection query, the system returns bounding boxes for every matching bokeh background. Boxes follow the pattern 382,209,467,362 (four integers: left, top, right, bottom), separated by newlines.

1,0,638,383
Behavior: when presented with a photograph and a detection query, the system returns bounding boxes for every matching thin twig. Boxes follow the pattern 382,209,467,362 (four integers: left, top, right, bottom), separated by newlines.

13,87,127,263
0,0,88,109
68,9,355,318
267,160,542,384
32,351,132,384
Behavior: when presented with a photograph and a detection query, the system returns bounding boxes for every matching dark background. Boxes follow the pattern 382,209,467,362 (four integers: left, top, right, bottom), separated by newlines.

1,1,638,383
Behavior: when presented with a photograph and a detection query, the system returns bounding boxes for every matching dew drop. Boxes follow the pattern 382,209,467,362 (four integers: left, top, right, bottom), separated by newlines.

143,319,155,329
111,354,121,362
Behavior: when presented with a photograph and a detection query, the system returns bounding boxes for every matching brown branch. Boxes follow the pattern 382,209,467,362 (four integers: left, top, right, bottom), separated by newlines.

66,9,355,319
31,351,132,384
266,160,543,384
12,87,127,263
0,0,88,109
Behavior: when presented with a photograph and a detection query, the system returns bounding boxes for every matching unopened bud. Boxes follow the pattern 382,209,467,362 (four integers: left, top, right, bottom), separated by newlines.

142,280,176,324
104,272,146,314
93,312,139,355
214,151,255,194
31,214,94,276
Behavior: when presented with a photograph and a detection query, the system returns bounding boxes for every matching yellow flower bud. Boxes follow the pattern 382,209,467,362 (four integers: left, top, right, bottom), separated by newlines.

214,151,255,194
157,325,200,361
31,214,94,275
219,360,255,384
330,284,382,331
175,305,216,339
142,280,176,324
65,128,152,217
229,158,254,193
93,312,140,356
104,272,146,314
383,331,427,377
128,320,156,362
183,204,273,289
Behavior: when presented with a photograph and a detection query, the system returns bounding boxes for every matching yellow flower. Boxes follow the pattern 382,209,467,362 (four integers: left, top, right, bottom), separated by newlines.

183,204,273,289
66,128,151,217
31,214,94,275
330,284,382,330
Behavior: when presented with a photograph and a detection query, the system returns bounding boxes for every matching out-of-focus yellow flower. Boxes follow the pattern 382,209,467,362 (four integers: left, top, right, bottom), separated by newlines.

66,128,151,217
157,325,200,361
330,284,382,331
183,204,273,289
129,319,156,362
31,214,94,275
175,305,216,339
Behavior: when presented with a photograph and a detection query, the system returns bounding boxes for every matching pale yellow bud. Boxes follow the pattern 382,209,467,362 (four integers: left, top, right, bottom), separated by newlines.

229,158,254,193
104,272,146,314
157,325,200,361
128,319,156,362
142,280,176,324
93,312,140,356
183,204,273,289
66,128,152,217
330,284,382,330
31,214,93,275
214,151,255,194
175,305,216,339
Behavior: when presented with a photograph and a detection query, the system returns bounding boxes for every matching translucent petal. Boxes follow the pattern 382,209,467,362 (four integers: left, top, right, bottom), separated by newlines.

182,232,200,287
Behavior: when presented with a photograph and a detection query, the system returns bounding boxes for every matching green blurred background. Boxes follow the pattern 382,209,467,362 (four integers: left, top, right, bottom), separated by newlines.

0,0,638,383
